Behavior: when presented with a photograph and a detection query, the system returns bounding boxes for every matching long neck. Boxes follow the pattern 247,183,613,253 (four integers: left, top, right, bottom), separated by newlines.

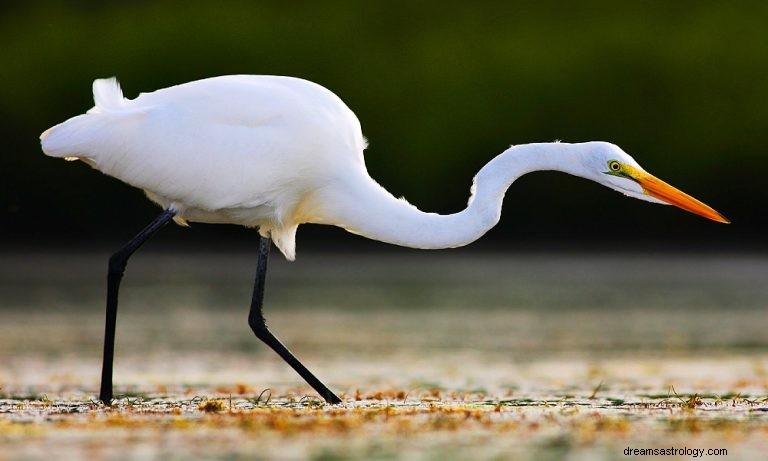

311,143,574,249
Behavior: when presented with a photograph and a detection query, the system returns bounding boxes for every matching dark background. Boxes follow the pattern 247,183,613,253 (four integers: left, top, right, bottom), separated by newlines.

1,1,765,252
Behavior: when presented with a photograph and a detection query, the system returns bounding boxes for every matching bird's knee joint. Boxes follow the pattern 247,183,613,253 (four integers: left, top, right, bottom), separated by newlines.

248,314,268,335
108,252,128,274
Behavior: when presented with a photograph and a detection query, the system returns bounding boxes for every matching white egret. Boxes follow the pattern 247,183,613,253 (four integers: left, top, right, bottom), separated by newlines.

41,75,728,404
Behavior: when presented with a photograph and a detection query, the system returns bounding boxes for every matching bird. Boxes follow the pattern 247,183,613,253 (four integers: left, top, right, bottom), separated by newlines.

40,75,729,405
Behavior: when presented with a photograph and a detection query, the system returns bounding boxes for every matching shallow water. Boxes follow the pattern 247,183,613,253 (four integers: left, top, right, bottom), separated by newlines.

1,251,767,460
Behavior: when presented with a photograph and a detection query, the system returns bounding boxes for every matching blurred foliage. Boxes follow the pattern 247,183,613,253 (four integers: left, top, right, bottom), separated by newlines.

0,1,765,248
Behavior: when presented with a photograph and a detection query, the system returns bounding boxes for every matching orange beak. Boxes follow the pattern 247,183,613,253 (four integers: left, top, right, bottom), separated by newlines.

634,171,730,224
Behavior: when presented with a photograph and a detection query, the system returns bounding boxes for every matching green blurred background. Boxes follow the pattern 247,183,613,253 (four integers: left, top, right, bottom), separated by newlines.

1,1,765,251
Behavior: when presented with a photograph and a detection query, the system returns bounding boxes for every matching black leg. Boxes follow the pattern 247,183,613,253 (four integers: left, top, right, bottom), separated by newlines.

248,236,342,404
99,209,177,404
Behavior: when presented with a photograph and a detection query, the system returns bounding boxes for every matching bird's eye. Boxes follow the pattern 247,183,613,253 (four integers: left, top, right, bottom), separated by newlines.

609,161,621,172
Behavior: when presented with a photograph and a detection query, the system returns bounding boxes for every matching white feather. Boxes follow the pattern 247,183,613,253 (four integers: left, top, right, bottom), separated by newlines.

41,75,723,259
91,78,127,113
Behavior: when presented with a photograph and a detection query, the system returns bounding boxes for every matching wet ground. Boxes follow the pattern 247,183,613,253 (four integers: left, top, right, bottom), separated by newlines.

1,251,767,460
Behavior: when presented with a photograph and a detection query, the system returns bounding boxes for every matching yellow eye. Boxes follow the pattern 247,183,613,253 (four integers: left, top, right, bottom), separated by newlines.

609,161,621,172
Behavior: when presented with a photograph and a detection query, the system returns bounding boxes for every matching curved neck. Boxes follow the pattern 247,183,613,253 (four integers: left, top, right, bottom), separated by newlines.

311,143,576,249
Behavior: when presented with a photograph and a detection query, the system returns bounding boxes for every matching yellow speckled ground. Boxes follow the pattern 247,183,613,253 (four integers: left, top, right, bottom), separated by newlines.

1,252,767,460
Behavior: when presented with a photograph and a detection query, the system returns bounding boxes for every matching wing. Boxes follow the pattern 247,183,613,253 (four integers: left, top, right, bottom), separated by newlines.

41,75,368,211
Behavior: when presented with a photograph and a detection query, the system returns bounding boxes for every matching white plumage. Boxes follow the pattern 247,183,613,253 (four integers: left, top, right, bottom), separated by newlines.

41,75,727,260
42,76,369,258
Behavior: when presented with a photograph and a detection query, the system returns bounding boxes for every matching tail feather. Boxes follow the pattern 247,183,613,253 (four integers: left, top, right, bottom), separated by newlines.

41,77,143,158
40,113,99,158
91,77,127,113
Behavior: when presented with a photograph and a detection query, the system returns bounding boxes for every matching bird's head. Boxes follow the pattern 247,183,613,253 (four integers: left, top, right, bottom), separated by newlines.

577,142,729,223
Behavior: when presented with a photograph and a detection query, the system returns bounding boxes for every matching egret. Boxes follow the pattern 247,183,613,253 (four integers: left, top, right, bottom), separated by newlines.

41,75,728,405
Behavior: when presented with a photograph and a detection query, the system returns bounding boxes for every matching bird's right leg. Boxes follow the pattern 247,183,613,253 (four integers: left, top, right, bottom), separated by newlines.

247,236,342,404
99,209,177,404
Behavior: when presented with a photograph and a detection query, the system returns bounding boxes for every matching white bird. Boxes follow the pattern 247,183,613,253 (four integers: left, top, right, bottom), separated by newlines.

41,75,728,404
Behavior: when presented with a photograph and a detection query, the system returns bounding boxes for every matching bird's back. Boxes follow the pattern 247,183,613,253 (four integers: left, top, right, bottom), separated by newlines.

41,75,367,213
41,75,371,259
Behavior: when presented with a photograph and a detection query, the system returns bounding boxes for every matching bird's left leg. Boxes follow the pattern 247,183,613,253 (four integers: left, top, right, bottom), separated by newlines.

247,235,342,404
99,209,177,404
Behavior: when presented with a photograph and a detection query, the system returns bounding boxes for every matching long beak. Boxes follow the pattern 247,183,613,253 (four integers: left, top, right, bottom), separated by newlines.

635,171,730,223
